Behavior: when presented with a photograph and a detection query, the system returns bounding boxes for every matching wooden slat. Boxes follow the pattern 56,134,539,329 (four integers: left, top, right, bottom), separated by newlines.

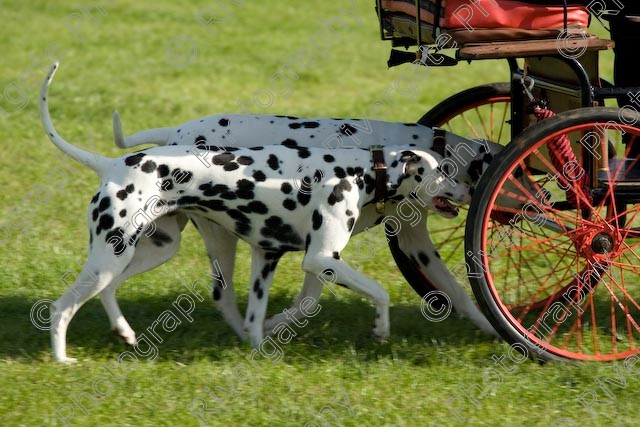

458,37,614,60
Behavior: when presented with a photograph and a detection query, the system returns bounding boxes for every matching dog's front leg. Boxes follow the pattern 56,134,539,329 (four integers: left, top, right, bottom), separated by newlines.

244,248,282,347
301,251,390,341
263,273,323,336
191,217,244,339
394,214,497,336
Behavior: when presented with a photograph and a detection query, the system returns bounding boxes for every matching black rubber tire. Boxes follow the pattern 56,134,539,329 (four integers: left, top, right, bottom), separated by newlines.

465,107,640,362
418,82,511,127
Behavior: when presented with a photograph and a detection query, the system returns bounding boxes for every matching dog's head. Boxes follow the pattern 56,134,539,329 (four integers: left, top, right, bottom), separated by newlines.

395,149,471,218
434,136,538,212
434,135,501,188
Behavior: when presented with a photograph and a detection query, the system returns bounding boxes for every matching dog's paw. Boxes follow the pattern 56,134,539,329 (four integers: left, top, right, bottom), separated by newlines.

59,356,78,364
372,332,389,343
372,326,390,343
112,328,137,346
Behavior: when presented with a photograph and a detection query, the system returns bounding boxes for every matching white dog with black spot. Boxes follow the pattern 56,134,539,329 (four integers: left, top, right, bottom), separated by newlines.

41,63,475,362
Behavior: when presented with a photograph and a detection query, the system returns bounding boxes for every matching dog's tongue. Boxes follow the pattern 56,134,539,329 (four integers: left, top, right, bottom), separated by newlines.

433,197,459,216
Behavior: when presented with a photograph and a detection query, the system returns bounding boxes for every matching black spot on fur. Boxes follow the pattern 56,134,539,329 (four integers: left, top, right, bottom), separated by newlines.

157,165,170,178
159,179,174,191
267,154,279,170
281,183,292,194
283,199,297,210
90,192,100,204
237,156,254,165
289,121,320,129
124,153,145,166
227,209,250,225
105,227,126,255
281,139,298,148
323,154,335,163
332,251,340,260
219,118,229,126
261,216,303,246
195,135,207,144
213,286,221,300
467,159,484,183
334,167,346,179
247,201,268,215
252,170,266,182
339,123,357,135
297,148,311,159
141,160,157,173
200,183,228,197
98,197,111,212
236,179,255,199
223,162,239,172
213,153,235,166
172,168,193,184
177,196,201,206
418,251,430,266
92,208,99,221
312,210,323,230
328,179,352,205
96,214,114,235
119,209,127,218
347,217,355,232
235,222,251,236
150,229,173,247
297,190,311,206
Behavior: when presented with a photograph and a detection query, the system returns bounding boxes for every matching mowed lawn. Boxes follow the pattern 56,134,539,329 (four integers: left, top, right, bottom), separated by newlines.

1,1,639,426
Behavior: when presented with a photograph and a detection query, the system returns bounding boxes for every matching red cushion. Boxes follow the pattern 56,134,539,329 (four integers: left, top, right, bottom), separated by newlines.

381,0,589,30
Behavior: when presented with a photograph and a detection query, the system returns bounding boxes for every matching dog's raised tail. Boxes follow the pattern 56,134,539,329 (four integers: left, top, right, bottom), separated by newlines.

39,62,108,176
113,110,173,148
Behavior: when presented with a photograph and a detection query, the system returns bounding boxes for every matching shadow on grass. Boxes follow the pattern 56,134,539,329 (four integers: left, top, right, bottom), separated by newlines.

0,293,498,362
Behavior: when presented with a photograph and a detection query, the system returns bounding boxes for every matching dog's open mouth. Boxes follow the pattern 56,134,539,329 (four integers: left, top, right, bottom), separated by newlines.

433,197,459,216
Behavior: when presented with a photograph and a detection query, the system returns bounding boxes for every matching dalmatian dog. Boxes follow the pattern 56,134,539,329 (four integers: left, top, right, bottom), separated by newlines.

108,111,502,339
102,102,503,347
41,63,477,362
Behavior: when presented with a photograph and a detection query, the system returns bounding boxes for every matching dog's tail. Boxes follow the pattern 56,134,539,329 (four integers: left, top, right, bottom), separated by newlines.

39,62,109,176
113,110,173,148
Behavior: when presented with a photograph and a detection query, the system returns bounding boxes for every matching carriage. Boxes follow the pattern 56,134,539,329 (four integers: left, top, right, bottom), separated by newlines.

375,0,640,361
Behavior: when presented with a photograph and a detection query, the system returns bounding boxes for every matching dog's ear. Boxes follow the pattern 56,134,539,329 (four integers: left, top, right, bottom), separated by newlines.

400,151,422,175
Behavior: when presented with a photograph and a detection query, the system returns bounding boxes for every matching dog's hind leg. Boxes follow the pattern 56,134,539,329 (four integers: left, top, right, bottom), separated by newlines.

244,248,282,347
51,248,136,363
99,214,185,345
190,217,244,339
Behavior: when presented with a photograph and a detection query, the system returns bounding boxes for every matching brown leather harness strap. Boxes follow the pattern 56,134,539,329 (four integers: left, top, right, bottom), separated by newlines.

370,145,388,214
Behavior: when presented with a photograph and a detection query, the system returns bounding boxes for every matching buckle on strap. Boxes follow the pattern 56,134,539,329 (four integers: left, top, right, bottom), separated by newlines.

370,145,387,214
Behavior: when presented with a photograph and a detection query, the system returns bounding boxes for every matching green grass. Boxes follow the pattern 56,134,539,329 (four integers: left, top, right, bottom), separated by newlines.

1,1,638,426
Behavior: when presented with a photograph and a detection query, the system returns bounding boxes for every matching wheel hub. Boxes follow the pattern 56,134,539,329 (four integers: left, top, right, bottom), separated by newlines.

591,232,614,254
573,226,621,261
